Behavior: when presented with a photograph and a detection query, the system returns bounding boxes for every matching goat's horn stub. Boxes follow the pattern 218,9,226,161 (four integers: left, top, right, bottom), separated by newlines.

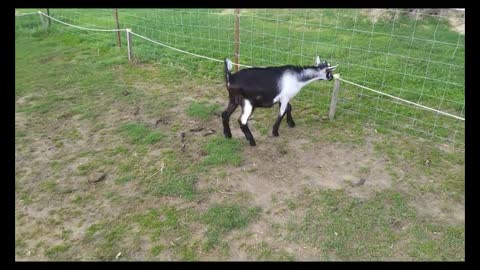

327,65,338,71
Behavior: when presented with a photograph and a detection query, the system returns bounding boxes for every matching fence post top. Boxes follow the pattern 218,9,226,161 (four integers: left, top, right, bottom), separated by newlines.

37,11,42,14
333,73,340,79
126,28,132,32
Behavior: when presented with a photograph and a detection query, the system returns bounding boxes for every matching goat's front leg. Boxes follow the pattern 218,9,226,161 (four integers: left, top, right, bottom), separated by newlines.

238,99,256,146
222,98,238,138
272,101,288,137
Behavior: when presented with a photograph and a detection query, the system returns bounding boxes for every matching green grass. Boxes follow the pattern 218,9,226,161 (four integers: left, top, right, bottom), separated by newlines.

16,130,27,138
137,208,182,238
108,146,129,156
118,122,165,145
150,245,165,256
135,207,198,259
179,244,199,261
84,220,131,260
245,242,296,261
19,193,33,205
373,137,465,202
153,174,197,199
202,137,243,166
40,180,57,192
186,101,221,121
287,189,464,260
15,9,464,261
143,150,198,199
115,175,134,185
16,8,464,145
202,204,260,251
44,244,71,259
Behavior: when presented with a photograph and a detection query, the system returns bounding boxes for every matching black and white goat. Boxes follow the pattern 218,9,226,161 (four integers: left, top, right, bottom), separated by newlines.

222,56,337,146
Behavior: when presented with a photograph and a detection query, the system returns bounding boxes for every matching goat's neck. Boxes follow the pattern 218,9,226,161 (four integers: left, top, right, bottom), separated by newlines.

298,68,321,85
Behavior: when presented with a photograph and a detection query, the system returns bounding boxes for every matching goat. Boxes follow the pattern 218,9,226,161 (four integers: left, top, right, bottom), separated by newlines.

222,56,337,146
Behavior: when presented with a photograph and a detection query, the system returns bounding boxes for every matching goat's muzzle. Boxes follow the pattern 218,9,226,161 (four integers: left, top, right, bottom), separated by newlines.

327,72,334,81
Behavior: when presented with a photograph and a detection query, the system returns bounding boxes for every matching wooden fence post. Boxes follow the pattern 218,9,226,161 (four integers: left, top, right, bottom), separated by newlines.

46,8,51,27
113,9,122,48
234,8,240,72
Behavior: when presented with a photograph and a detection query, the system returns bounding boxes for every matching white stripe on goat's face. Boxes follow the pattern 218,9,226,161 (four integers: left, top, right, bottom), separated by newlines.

240,99,253,125
302,68,329,80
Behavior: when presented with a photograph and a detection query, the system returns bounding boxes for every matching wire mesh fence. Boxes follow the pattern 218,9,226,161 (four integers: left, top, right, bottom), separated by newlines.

15,8,465,147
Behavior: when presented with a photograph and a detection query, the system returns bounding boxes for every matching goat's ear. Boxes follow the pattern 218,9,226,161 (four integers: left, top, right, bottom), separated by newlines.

315,56,321,66
327,65,338,72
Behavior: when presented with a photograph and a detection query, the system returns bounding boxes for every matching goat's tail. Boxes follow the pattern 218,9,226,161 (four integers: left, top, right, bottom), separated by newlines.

224,58,233,88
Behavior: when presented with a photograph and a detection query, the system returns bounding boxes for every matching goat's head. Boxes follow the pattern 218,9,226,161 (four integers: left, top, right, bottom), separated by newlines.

315,56,337,81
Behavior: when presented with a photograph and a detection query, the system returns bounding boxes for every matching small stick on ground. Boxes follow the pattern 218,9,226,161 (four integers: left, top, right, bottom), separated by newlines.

179,131,186,143
88,173,107,183
190,127,204,132
145,164,164,180
133,106,140,116
203,130,216,136
351,178,367,187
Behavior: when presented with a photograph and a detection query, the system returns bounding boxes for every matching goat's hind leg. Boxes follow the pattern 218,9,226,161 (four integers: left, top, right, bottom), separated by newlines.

286,103,295,128
272,101,288,137
222,98,238,138
238,99,256,146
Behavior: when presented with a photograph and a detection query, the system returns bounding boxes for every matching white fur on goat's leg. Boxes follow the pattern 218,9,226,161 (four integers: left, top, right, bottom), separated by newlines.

240,99,253,125
238,99,256,146
279,99,289,116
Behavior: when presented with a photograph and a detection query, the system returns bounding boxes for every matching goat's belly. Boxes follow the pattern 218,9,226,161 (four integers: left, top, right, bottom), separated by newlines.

249,95,276,108
253,100,275,108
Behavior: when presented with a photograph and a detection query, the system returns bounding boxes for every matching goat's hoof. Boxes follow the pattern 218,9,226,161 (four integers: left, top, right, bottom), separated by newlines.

272,131,279,137
249,141,257,146
288,121,296,128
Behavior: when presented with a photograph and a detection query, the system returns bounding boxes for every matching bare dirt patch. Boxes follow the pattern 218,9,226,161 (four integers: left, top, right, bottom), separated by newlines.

361,9,394,23
361,9,464,35
448,16,465,34
288,138,392,199
410,194,464,225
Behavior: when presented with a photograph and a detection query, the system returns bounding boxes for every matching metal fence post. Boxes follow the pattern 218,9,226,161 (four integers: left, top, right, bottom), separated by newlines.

38,11,47,31
234,9,240,72
126,28,133,62
114,9,122,48
328,74,341,121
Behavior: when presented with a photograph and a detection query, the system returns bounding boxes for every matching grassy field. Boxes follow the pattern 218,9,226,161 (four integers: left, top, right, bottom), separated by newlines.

15,9,464,261
15,8,464,146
